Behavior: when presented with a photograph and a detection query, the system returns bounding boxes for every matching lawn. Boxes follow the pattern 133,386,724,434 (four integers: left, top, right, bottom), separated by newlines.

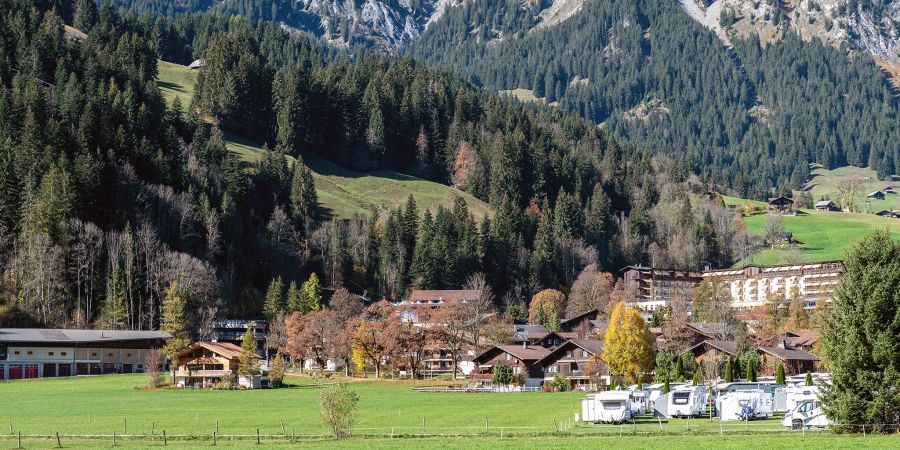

2,375,894,449
804,165,900,213
156,60,197,106
156,61,492,220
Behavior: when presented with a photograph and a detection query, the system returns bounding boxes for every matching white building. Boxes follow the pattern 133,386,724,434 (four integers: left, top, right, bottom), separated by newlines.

702,262,843,309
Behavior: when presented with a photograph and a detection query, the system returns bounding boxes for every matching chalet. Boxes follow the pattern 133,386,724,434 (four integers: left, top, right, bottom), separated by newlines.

784,331,819,352
814,200,839,212
866,191,885,200
0,329,169,380
767,196,794,215
757,346,817,375
884,186,895,194
188,59,205,70
211,319,267,356
512,324,550,345
686,322,729,345
173,342,262,388
535,331,580,349
537,339,606,390
559,309,599,333
470,345,550,387
875,210,899,218
688,339,739,364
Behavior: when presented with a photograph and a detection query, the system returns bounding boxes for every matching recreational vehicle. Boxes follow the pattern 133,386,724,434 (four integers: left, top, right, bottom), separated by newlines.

717,390,774,421
629,390,648,416
581,391,633,424
782,398,832,429
785,385,820,412
667,386,707,417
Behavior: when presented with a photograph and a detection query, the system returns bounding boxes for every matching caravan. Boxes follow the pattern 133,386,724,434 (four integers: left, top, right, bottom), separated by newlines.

581,391,634,423
717,390,774,421
667,386,707,417
629,390,648,416
782,398,831,429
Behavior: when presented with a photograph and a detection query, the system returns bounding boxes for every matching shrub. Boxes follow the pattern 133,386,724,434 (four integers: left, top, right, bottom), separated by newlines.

549,374,570,392
320,382,359,439
775,362,785,385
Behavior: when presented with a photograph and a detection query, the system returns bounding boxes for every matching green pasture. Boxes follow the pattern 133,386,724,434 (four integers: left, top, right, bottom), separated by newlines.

156,60,197,106
804,165,900,213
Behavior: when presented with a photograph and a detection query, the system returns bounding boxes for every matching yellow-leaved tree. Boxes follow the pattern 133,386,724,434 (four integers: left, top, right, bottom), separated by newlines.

602,301,654,384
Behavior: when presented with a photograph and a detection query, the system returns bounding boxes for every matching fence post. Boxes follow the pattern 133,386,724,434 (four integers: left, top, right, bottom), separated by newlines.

257,428,260,444
8,422,12,434
163,430,167,446
113,431,117,446
281,418,285,435
485,417,489,434
152,421,155,435
16,430,20,449
216,420,219,435
56,431,61,448
862,424,866,436
124,417,127,434
213,431,216,446
657,416,663,431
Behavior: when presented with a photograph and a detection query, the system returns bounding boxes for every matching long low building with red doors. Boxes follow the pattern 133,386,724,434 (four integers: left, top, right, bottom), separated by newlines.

0,328,170,380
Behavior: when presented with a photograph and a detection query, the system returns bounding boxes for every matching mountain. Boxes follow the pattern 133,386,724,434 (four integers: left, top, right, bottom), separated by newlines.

409,0,900,197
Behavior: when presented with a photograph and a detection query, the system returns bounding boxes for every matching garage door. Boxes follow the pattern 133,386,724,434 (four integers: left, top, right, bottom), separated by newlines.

24,364,39,378
0,365,4,380
8,364,23,379
58,364,72,377
43,364,56,377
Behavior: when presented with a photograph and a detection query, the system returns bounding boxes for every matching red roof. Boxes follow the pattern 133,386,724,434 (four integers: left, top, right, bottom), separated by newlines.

474,345,551,364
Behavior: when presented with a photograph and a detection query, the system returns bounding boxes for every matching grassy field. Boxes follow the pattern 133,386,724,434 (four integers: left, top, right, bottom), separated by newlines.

156,60,197,106
722,196,900,265
804,165,900,213
2,375,894,449
156,61,491,220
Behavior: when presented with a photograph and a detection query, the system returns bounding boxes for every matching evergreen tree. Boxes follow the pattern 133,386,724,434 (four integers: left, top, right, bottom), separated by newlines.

287,281,301,312
300,273,323,313
663,375,670,394
264,276,286,319
724,358,733,383
775,362,785,385
821,230,900,430
692,370,701,386
100,266,128,330
238,327,259,379
73,0,98,31
290,159,318,226
160,281,191,358
805,372,812,387
675,354,685,381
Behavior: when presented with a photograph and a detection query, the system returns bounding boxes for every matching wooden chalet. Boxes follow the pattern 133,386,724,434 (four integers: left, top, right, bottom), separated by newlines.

173,342,262,388
470,345,550,385
875,210,899,218
688,339,739,364
757,346,818,375
558,309,599,333
767,196,794,215
537,339,606,390
866,191,885,200
814,200,839,212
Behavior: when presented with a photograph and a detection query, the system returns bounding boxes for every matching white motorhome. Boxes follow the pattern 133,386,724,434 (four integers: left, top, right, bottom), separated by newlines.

782,398,832,429
717,390,774,421
629,390,648,416
581,391,634,424
785,385,820,412
667,386,707,417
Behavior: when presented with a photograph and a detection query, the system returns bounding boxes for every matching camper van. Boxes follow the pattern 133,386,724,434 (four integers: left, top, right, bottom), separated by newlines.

581,391,633,424
717,390,774,421
782,398,832,429
667,386,707,417
785,385,820,412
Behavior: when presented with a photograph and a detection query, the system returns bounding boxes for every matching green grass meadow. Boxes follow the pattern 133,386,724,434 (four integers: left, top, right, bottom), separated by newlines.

805,165,900,213
2,375,896,449
155,60,491,220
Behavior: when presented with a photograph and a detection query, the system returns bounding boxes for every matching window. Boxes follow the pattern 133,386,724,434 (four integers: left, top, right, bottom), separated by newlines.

108,353,113,357
14,351,20,355
48,352,54,356
565,351,572,358
673,392,691,405
505,353,511,361
27,351,33,355
91,353,97,357
126,353,132,357
798,402,813,413
60,352,67,356
602,401,623,410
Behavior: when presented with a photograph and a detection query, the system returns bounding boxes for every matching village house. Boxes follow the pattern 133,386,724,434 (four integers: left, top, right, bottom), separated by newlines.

688,339,818,376
559,309,599,333
875,210,899,218
784,331,819,352
211,319,267,356
172,341,263,388
0,329,169,380
814,200,839,212
470,345,550,387
702,261,843,310
688,339,740,364
866,191,885,200
537,339,606,390
767,196,794,215
620,266,703,319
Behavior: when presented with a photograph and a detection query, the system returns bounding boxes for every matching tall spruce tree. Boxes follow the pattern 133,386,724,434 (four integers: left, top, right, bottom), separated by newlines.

160,281,191,358
300,273,323,313
238,327,259,379
821,230,900,430
264,276,286,319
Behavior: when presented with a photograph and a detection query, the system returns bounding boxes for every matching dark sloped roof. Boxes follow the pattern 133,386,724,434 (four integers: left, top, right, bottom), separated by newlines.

176,341,254,360
758,346,818,361
536,339,604,366
474,345,550,364
691,339,738,356
409,290,481,303
513,324,549,342
687,322,728,338
559,309,598,327
0,329,170,343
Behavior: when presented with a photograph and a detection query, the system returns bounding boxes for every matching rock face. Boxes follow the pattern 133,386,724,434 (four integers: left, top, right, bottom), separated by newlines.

684,0,900,63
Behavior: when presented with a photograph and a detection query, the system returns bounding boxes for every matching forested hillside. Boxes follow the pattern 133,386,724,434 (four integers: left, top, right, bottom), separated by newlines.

410,0,900,197
0,1,763,331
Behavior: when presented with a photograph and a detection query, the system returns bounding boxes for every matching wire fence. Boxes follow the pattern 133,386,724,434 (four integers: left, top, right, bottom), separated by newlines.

1,422,897,447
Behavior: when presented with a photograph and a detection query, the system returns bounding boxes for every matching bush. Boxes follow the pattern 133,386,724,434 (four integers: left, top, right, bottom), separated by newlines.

491,363,516,385
549,374,570,392
320,382,359,439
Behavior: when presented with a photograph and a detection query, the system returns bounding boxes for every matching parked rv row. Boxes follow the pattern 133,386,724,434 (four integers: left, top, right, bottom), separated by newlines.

580,373,833,429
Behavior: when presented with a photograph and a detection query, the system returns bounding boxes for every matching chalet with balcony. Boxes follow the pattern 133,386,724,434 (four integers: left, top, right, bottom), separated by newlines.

537,339,606,390
814,200,839,212
173,342,262,388
767,196,794,215
470,345,550,387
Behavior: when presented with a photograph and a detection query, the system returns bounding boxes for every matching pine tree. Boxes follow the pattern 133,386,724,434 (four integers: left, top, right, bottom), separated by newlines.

100,265,128,330
264,276,286,319
724,358,733,383
238,327,259,380
745,356,757,382
821,230,900,430
805,372,812,387
290,159,318,226
286,281,301,312
692,370,701,386
300,273,323,313
663,375,670,394
0,143,21,236
775,362,785,385
73,0,98,31
160,281,190,359
675,354,685,381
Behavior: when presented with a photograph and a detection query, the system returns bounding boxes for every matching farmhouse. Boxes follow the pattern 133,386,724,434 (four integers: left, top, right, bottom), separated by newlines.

537,339,606,389
866,191,885,200
767,196,794,215
470,345,550,386
757,346,818,375
0,328,169,380
688,339,739,363
814,200,839,211
875,210,899,218
702,261,844,309
188,59,204,70
620,266,703,319
172,341,262,388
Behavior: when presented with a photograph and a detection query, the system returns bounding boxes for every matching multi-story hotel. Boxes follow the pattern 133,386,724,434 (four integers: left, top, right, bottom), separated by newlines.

701,261,844,309
620,266,703,318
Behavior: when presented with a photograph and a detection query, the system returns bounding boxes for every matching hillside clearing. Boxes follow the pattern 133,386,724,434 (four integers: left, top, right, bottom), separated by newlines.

156,60,491,220
804,165,900,213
